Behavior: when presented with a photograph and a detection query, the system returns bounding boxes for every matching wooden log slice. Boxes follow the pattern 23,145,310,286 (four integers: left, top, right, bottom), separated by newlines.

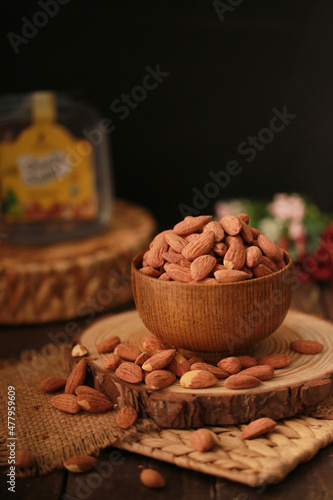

69,309,333,428
0,200,156,324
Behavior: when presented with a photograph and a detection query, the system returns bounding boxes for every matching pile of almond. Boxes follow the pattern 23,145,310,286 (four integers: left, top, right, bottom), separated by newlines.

139,214,287,283
67,336,324,392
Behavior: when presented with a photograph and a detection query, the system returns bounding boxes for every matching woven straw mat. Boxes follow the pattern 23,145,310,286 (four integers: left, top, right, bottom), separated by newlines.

1,345,333,487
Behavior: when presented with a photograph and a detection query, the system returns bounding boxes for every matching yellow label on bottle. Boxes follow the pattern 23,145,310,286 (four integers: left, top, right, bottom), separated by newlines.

0,122,98,222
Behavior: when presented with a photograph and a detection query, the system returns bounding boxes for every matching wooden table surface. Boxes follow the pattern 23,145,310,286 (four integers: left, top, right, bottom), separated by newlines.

1,282,333,500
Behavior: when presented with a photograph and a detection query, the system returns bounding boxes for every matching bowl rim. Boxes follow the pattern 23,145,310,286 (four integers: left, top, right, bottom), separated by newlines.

131,249,294,286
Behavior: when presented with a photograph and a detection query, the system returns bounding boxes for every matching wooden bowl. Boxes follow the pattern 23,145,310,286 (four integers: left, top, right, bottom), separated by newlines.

131,252,295,362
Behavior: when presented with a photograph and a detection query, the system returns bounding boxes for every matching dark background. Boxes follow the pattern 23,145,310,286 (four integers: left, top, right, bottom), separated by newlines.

1,0,333,227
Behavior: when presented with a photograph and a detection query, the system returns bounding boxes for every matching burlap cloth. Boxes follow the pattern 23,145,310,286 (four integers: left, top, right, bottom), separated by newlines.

1,345,333,487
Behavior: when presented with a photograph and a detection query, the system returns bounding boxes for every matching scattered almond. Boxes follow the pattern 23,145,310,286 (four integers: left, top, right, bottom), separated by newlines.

145,370,176,390
116,406,138,429
135,352,151,366
191,362,229,379
41,377,67,393
51,394,82,414
114,343,142,362
239,364,274,381
257,354,292,369
76,387,113,413
241,417,277,440
190,428,215,452
142,349,176,371
166,352,191,377
180,370,218,389
140,468,166,488
236,356,257,369
217,357,242,374
224,374,261,390
143,336,172,355
101,353,121,371
115,362,144,384
96,336,120,353
64,359,86,395
290,340,324,354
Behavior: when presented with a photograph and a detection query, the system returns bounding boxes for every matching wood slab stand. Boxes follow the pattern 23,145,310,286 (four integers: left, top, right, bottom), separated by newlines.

69,309,333,428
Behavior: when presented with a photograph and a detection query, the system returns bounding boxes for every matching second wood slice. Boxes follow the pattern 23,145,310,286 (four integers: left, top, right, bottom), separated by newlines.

72,309,333,427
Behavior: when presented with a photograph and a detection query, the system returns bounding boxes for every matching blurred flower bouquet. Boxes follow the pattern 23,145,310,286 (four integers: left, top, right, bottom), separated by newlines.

215,193,333,284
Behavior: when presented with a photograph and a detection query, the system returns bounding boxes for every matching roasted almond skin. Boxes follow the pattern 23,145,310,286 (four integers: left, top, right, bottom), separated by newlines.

140,469,166,488
220,215,242,235
145,370,176,390
135,352,151,366
96,336,120,353
239,365,274,381
253,264,273,278
114,343,142,362
51,394,82,414
180,369,218,389
143,336,172,355
41,377,67,393
217,357,242,374
101,353,121,371
223,243,246,270
190,254,217,281
166,264,192,283
236,356,257,369
214,269,249,283
182,231,215,261
203,220,224,242
71,344,89,357
147,237,169,268
64,359,86,395
173,215,212,236
165,233,188,253
245,246,263,268
64,455,98,473
257,354,292,369
224,374,261,390
77,391,113,413
139,267,162,278
241,417,277,440
290,340,324,354
190,429,215,452
115,362,144,384
116,406,138,429
258,234,284,261
166,352,191,377
191,362,229,379
142,349,176,371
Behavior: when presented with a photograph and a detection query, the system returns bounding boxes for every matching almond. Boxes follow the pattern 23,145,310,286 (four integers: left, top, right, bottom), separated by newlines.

77,390,113,413
191,362,229,379
140,469,166,488
276,258,286,270
166,352,191,377
150,229,174,247
173,215,212,236
190,277,219,284
114,343,142,361
182,231,215,261
165,233,188,253
225,235,244,247
290,340,324,354
223,243,246,270
139,266,162,278
162,252,183,264
15,450,35,468
240,265,253,278
165,264,192,282
253,264,273,278
51,394,82,414
249,227,261,239
213,242,227,257
258,234,284,261
179,258,192,268
203,220,224,242
185,233,201,243
41,377,67,392
64,359,86,394
257,354,292,369
217,357,242,374
158,272,172,281
236,356,257,369
241,417,277,440
135,352,151,365
240,221,253,244
115,362,144,383
245,246,263,268
237,213,250,225
261,256,279,273
96,335,120,353
116,406,138,429
147,238,169,268
143,336,172,355
180,369,218,389
214,270,249,283
145,370,176,389
240,364,274,380
224,374,261,390
190,428,215,452
71,344,88,357
142,349,176,371
220,215,242,235
64,455,98,473
101,353,121,370
190,255,217,281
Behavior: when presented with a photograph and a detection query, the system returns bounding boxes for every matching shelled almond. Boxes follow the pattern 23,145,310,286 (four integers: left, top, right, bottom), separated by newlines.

138,213,288,283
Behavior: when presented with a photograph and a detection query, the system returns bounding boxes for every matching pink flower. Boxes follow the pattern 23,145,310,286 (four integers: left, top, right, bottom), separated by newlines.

289,220,305,240
269,193,305,221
